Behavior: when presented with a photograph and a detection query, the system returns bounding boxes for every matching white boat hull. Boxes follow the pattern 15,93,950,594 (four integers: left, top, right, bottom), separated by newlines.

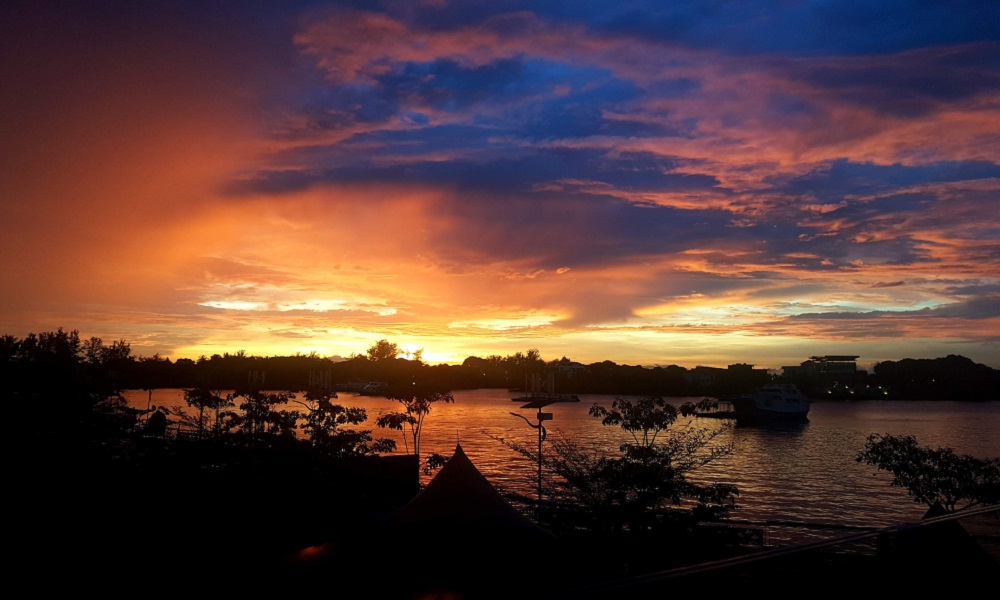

730,384,811,423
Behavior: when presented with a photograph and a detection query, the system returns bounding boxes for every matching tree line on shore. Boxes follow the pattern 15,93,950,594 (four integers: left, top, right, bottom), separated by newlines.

3,328,997,400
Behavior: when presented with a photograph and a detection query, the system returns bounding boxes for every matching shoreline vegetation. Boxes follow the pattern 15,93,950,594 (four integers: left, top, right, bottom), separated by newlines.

8,328,999,595
4,329,998,402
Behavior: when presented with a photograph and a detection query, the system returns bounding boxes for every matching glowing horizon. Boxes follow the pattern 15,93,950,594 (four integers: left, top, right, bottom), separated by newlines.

2,2,998,372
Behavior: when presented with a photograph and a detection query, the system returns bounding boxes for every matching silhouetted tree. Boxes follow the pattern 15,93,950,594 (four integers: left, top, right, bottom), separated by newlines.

498,396,737,534
182,387,231,438
871,355,1000,400
375,382,454,459
857,433,1000,513
229,390,298,443
366,339,400,362
296,390,396,457
81,336,131,366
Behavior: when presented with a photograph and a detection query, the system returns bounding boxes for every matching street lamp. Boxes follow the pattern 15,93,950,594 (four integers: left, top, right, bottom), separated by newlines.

511,395,578,517
510,401,552,506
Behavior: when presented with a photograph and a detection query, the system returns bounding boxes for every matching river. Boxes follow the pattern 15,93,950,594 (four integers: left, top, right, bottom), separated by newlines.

124,387,1000,545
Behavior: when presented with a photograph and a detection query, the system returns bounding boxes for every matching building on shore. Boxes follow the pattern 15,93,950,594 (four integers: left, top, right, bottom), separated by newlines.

780,356,889,398
781,355,860,382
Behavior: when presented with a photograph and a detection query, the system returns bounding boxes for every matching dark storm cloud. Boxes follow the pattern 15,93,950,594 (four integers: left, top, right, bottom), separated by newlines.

758,160,999,270
933,296,1000,319
792,42,1000,117
417,189,739,271
789,295,1000,321
947,283,1000,296
779,159,1000,201
791,295,1000,322
795,226,932,268
226,145,720,197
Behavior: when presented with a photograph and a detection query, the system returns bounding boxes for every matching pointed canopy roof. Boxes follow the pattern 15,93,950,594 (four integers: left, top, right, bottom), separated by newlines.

393,443,549,537
286,443,559,597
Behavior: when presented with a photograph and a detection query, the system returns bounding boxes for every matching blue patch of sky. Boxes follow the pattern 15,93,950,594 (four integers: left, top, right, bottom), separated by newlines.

778,159,1000,200
511,70,677,139
374,58,528,110
526,0,1000,56
743,1,1000,56
517,97,668,140
477,58,658,139
589,151,721,191
369,56,607,115
286,56,556,130
642,77,702,98
327,53,666,144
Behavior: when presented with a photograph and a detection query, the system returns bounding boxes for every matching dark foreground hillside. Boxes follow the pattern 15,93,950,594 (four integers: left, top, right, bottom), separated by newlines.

14,426,999,598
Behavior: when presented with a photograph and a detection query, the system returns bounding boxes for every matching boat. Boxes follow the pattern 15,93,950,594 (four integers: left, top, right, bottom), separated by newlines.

356,381,389,396
728,383,811,423
511,392,580,403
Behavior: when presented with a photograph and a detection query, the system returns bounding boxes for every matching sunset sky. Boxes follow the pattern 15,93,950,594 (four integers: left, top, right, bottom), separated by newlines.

2,1,999,371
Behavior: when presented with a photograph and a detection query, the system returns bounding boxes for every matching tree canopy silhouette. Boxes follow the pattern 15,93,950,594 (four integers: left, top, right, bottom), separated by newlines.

857,433,1000,513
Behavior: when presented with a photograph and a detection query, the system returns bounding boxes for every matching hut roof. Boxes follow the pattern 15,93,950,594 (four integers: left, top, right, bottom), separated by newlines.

393,443,549,537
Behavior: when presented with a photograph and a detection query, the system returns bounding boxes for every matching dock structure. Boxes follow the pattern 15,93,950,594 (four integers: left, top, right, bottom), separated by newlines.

511,372,580,404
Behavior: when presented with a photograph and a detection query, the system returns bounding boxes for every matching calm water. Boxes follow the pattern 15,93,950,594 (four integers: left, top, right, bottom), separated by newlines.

126,388,1000,545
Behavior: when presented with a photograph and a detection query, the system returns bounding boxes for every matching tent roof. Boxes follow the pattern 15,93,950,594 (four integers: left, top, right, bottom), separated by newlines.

392,443,549,537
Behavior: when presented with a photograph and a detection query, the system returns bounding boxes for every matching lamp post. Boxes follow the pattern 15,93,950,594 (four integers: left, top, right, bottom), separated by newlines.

511,372,580,517
510,403,552,506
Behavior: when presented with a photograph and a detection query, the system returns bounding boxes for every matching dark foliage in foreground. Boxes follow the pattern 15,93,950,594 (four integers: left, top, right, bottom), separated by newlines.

495,396,740,542
7,329,999,595
7,329,763,593
857,433,1000,512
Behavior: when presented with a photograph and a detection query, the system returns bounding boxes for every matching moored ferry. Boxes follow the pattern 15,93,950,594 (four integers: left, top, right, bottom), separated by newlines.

729,383,811,423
